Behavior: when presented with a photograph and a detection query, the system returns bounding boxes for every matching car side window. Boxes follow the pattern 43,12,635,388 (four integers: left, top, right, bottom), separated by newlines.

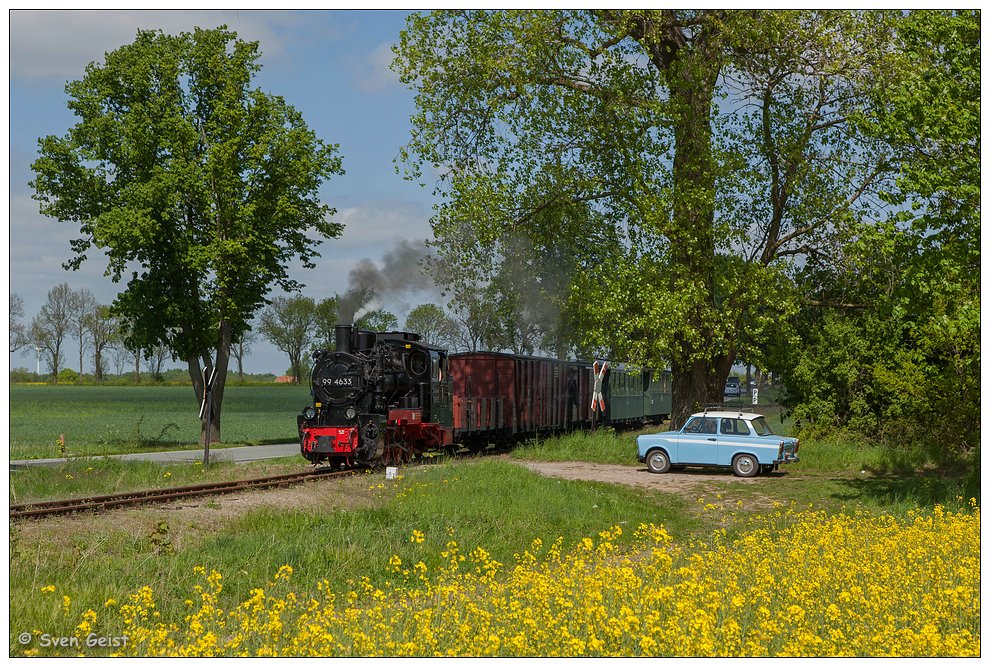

685,417,717,434
721,418,751,436
684,417,718,433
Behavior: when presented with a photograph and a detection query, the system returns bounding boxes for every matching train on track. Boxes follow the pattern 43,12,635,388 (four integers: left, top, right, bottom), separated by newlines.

298,324,672,466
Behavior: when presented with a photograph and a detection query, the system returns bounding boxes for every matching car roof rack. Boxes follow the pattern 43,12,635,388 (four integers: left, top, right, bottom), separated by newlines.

703,403,749,417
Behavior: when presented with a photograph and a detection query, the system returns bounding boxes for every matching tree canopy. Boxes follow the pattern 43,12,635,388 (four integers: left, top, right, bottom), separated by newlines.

394,9,976,429
31,26,344,442
404,303,460,349
778,10,980,463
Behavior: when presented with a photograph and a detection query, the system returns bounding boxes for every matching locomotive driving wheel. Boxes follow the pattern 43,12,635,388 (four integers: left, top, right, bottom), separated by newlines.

383,429,412,466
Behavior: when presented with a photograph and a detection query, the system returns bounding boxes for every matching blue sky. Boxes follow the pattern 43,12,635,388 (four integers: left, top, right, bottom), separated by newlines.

7,9,437,375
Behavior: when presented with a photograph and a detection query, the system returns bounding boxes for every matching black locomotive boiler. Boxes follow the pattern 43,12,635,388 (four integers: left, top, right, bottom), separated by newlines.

298,324,453,466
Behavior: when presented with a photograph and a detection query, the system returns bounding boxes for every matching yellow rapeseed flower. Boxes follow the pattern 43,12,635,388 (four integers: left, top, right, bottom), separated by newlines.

106,504,979,658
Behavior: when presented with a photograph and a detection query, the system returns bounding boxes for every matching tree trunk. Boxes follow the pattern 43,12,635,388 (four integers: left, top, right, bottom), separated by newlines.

94,347,103,382
291,351,302,384
670,357,709,429
187,321,233,446
670,350,734,429
662,22,727,429
209,320,233,443
235,341,245,381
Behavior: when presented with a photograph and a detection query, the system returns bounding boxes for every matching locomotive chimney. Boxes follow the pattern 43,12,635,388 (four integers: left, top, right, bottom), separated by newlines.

335,324,353,354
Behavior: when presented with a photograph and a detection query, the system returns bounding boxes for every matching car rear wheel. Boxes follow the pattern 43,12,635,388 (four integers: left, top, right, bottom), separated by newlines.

646,449,671,474
732,453,759,478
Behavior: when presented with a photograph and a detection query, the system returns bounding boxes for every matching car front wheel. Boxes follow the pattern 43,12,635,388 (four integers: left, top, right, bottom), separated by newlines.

732,453,759,478
646,449,671,474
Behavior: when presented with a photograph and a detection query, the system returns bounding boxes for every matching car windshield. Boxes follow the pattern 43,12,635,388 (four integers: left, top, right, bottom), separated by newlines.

751,417,774,436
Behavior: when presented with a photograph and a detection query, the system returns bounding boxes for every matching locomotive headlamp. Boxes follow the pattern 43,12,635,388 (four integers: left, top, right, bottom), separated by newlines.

345,407,357,420
303,406,317,420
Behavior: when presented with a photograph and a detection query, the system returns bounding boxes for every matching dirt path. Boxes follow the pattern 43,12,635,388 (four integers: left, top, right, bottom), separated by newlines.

508,458,779,506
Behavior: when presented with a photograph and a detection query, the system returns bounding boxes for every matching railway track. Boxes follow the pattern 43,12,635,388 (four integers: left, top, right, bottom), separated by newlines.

9,468,355,521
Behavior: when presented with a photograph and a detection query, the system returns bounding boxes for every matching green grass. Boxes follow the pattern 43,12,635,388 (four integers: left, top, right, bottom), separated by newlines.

9,459,696,653
8,386,980,654
9,384,311,459
510,427,643,465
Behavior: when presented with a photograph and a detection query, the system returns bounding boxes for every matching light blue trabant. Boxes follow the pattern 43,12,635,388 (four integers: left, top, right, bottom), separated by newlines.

637,410,800,477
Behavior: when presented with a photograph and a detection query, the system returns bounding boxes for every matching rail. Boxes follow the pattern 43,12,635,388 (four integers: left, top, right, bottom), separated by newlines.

9,468,354,521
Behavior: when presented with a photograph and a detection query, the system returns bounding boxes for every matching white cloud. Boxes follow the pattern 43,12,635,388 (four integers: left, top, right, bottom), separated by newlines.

352,40,402,93
9,10,305,84
333,200,431,245
9,193,120,312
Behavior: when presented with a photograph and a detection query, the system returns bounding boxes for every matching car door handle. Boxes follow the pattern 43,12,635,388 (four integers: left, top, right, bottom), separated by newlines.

707,438,716,442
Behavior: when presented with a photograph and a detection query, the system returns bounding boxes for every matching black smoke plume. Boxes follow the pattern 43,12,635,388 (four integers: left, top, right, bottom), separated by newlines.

337,239,434,324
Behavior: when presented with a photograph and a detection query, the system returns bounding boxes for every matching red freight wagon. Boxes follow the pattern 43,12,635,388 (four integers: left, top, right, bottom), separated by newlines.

450,352,586,449
448,352,514,451
567,361,594,425
513,355,571,433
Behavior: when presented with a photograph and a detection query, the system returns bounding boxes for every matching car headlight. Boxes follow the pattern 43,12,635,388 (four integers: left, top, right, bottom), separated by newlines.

345,407,357,420
303,406,317,420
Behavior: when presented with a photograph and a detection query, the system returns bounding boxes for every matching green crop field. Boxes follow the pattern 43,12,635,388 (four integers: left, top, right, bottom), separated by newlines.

9,384,312,460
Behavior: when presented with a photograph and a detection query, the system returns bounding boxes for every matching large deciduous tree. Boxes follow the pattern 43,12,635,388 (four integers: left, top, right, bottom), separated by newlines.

395,10,904,426
31,27,344,442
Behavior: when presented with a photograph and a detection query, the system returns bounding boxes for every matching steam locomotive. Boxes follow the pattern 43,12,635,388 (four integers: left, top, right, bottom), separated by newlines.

297,324,672,466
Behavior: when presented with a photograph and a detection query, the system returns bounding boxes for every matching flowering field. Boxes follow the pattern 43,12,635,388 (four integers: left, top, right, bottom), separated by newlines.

28,500,980,657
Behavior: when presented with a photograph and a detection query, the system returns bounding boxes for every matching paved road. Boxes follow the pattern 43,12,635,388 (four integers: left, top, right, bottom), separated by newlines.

9,443,300,469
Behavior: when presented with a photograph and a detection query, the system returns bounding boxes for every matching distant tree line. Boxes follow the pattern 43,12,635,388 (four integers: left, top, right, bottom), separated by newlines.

10,284,258,384
256,292,543,385
11,282,561,387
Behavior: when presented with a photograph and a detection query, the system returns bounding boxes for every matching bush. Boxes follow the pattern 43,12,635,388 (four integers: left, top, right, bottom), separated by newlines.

57,368,79,384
